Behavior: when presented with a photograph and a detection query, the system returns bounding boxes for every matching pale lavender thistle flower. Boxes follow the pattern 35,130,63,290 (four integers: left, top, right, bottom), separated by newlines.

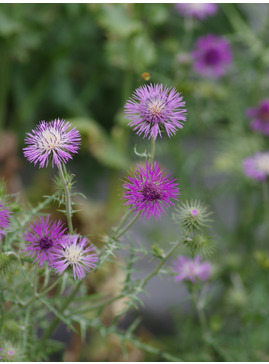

173,255,212,283
22,216,67,267
175,3,217,19
23,119,81,168
124,83,186,140
122,161,180,219
53,235,98,280
247,99,269,135
0,201,11,239
192,34,233,78
243,152,269,181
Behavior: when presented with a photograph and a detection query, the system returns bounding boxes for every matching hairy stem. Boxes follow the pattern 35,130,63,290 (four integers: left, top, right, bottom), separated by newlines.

58,163,73,234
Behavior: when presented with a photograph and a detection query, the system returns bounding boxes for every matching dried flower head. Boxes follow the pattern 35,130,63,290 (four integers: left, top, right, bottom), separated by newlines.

23,119,81,168
124,83,186,140
175,3,217,19
53,235,98,280
22,216,67,267
247,99,269,135
243,152,269,181
0,201,11,239
173,255,212,283
173,200,213,232
122,161,180,219
192,34,233,78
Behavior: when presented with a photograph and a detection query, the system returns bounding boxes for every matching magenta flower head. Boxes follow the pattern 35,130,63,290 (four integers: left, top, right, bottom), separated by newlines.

22,216,67,267
124,83,186,140
247,99,269,135
173,255,212,283
175,3,217,19
23,119,81,168
122,161,180,219
243,152,269,182
192,34,233,78
53,235,98,280
0,201,11,239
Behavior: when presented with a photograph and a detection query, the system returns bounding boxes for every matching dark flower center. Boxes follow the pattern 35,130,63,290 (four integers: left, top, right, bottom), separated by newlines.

260,104,269,122
141,182,163,201
39,236,53,250
204,48,220,65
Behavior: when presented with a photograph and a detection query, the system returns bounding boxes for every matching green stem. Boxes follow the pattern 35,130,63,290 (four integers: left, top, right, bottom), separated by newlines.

191,287,207,336
111,209,133,239
140,240,182,290
116,212,140,239
149,137,155,163
38,280,83,349
58,163,73,234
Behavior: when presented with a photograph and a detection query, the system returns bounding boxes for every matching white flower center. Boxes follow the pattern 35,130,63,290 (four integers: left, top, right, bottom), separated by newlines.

188,3,205,11
148,99,165,115
65,244,82,264
256,154,269,174
39,128,62,150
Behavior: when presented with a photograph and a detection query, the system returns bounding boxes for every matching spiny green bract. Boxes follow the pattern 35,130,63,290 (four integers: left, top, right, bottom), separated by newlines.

173,200,213,233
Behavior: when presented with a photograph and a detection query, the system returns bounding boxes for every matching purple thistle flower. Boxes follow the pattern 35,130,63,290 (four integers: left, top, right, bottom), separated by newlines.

23,119,81,168
124,83,186,140
175,3,217,19
243,152,269,182
122,161,180,219
0,201,11,239
173,255,212,283
192,34,233,78
22,216,67,267
53,235,98,280
247,99,269,135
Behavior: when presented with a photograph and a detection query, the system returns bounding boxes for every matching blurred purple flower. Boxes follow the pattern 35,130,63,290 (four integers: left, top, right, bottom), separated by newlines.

22,216,67,267
23,119,81,168
243,152,269,182
192,34,233,78
124,83,186,140
173,255,212,283
175,3,217,19
122,161,180,219
53,235,98,280
247,99,269,135
0,201,11,239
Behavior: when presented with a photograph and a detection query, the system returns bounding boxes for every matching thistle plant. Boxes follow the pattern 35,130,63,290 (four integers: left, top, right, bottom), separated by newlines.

0,83,216,361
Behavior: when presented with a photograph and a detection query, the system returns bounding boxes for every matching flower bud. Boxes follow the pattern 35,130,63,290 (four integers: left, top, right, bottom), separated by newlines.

173,200,213,233
185,234,216,257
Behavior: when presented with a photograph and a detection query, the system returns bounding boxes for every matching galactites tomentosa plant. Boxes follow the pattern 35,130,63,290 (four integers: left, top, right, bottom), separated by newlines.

0,83,216,361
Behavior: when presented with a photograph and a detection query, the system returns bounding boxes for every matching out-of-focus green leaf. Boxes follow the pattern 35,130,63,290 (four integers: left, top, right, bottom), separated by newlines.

70,117,129,169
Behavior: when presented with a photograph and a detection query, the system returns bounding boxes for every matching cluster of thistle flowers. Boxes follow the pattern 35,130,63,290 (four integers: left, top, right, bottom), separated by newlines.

243,100,269,182
175,3,233,79
124,83,212,284
0,119,98,280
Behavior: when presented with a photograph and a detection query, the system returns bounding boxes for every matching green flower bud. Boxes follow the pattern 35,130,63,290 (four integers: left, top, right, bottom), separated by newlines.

173,200,213,233
185,234,216,257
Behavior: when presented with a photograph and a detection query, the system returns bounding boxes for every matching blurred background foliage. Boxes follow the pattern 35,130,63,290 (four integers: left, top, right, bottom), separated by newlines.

2,2,269,361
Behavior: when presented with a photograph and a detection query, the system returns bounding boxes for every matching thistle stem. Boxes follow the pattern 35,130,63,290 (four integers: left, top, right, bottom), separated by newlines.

116,212,140,239
58,163,73,234
150,137,155,163
140,240,182,290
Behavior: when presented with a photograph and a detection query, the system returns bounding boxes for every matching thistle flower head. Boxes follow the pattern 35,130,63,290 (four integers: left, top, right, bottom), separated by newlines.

192,34,233,78
122,161,180,219
247,99,269,135
243,152,269,181
175,3,218,19
186,234,216,257
173,255,212,283
53,235,98,280
23,119,81,168
0,201,11,239
124,83,186,140
0,341,22,362
22,216,67,267
173,200,212,233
